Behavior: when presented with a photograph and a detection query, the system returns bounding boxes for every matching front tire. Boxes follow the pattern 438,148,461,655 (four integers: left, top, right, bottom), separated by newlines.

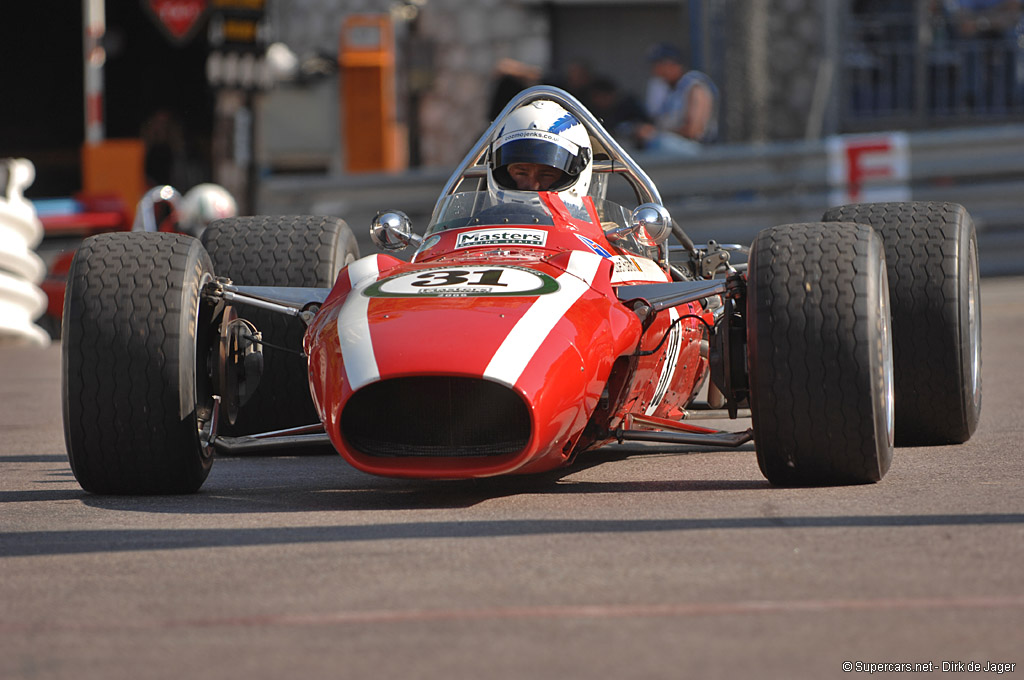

747,222,894,486
62,233,216,494
822,201,981,445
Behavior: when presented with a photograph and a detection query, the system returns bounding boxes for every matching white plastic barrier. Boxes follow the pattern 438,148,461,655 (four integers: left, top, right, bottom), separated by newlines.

0,159,49,346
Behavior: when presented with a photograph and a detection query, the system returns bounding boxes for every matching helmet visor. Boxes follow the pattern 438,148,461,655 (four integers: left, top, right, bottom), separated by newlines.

495,137,581,173
492,135,588,192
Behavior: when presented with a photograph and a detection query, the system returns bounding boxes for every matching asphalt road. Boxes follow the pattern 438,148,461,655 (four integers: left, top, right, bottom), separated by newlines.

1,277,1022,680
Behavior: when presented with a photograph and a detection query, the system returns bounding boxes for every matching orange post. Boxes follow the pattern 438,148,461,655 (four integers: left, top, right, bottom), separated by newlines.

339,14,406,173
81,139,147,215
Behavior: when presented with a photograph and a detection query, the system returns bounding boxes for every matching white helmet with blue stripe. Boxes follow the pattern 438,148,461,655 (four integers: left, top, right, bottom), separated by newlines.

488,99,593,208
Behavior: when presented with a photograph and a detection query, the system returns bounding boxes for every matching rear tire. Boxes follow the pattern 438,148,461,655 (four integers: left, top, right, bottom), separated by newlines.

822,201,981,444
201,215,358,436
747,222,894,486
62,232,216,494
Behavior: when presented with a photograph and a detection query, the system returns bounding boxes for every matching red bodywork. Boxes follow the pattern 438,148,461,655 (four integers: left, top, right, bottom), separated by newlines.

304,193,710,478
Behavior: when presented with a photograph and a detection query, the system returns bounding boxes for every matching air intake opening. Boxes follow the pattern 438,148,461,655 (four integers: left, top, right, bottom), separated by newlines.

341,376,531,458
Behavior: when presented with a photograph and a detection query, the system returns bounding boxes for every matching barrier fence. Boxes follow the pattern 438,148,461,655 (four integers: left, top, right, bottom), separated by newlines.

259,124,1024,277
0,159,49,346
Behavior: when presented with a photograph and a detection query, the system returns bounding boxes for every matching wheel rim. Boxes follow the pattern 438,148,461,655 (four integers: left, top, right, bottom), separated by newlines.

967,236,981,408
879,260,895,449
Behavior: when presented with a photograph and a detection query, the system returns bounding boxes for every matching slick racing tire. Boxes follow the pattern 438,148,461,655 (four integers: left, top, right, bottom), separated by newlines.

747,222,894,486
62,233,216,494
201,215,358,438
822,202,981,445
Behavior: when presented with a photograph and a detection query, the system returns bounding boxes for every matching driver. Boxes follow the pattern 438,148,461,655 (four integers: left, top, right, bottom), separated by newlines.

488,99,594,208
505,162,567,191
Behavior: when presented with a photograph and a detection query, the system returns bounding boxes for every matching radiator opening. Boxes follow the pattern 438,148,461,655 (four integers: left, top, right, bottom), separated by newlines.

341,376,531,458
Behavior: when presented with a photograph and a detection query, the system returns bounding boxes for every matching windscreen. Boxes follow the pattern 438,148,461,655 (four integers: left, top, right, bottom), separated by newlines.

426,192,555,235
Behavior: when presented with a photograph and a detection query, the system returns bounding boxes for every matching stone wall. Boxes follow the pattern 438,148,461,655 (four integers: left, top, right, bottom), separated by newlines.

715,0,832,142
763,0,834,140
416,0,550,167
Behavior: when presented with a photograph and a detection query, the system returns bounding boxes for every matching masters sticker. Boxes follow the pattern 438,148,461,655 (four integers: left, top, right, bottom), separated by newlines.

364,265,560,298
455,228,547,249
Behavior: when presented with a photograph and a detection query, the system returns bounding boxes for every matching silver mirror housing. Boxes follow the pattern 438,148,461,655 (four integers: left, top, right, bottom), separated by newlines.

370,210,418,251
631,203,673,244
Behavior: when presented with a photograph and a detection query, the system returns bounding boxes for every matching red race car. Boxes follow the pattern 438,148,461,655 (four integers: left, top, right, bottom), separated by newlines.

60,86,982,494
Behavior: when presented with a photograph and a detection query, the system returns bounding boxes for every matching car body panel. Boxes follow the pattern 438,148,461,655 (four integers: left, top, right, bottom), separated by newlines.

304,195,708,479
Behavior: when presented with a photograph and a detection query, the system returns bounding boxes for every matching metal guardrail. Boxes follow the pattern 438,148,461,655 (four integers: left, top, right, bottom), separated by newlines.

643,124,1024,241
257,124,1024,277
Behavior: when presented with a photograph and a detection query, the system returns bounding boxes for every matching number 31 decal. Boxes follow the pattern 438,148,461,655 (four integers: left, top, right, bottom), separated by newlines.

411,269,508,288
364,266,560,298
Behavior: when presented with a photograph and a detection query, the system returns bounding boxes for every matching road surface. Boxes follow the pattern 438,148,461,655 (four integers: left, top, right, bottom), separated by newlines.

1,277,1022,679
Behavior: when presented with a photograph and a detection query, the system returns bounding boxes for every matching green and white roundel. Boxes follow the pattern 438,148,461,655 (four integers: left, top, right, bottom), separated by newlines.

364,265,560,298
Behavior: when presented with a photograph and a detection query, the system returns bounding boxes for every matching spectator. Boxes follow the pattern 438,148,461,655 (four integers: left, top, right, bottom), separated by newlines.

586,76,651,149
552,59,598,109
488,58,543,121
140,109,187,188
637,43,719,154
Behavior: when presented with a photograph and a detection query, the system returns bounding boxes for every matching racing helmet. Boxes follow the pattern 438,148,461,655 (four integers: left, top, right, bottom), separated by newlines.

488,99,593,206
178,183,238,237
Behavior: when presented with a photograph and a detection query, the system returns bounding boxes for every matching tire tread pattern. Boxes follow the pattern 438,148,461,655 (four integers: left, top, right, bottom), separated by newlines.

822,201,978,444
200,215,356,434
748,222,890,485
62,232,212,494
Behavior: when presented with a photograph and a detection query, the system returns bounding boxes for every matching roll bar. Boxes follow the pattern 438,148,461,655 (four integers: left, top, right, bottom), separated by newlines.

430,85,664,222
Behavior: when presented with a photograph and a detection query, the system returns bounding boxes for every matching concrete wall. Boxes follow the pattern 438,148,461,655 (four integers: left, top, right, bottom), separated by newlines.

267,0,551,168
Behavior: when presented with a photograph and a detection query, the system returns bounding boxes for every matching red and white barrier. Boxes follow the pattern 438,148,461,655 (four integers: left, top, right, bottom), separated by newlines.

827,132,911,205
83,0,105,144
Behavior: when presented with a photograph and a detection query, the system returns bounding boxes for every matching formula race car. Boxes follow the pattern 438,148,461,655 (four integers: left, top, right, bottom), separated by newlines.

61,86,982,494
